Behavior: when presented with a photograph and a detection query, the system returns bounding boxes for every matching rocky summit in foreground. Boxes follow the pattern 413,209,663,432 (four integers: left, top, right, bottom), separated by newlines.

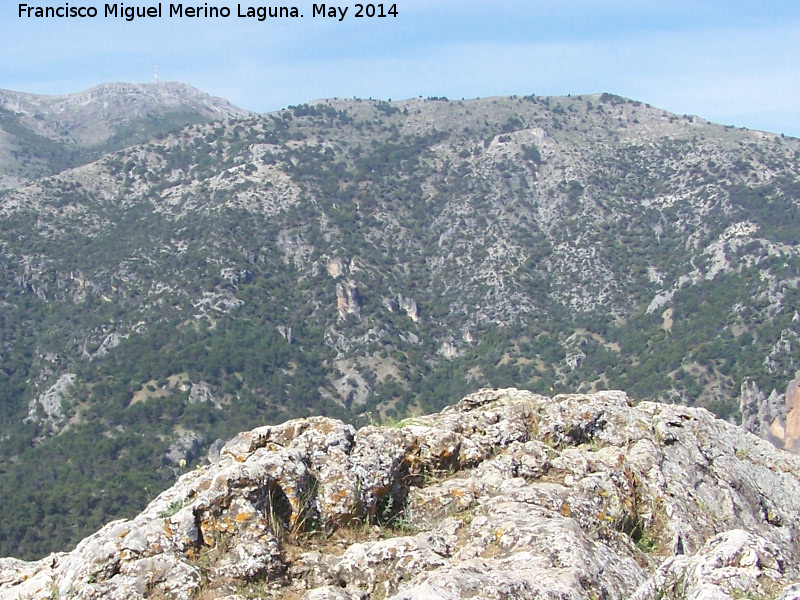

3,388,800,600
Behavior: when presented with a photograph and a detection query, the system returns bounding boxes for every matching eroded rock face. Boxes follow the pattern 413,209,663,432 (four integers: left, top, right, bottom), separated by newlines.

746,373,800,454
25,373,76,426
785,376,800,453
739,379,785,447
3,388,800,600
336,281,361,320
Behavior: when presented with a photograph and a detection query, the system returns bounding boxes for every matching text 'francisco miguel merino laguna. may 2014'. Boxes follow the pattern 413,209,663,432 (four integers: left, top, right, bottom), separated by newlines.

17,3,399,20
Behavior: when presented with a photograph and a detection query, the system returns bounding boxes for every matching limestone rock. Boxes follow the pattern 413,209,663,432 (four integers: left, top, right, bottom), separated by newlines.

207,438,226,463
785,374,800,452
165,430,205,465
188,381,221,409
326,257,344,279
740,379,785,447
398,295,420,323
277,324,293,343
25,373,76,426
220,267,253,285
3,388,800,600
437,342,460,359
631,530,786,600
336,281,361,319
95,333,124,357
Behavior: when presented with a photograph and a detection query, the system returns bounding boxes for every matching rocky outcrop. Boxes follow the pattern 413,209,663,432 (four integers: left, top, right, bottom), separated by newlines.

25,373,76,426
740,375,800,454
3,388,800,599
326,258,344,279
336,281,361,320
785,375,800,453
739,379,785,446
398,296,420,323
164,430,205,466
187,382,222,409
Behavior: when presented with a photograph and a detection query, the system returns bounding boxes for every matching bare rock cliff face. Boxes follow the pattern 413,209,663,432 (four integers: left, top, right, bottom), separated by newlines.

3,388,800,599
739,380,786,448
785,377,800,454
740,374,800,455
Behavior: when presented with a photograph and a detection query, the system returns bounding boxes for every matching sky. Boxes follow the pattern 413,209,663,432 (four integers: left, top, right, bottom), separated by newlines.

1,1,799,136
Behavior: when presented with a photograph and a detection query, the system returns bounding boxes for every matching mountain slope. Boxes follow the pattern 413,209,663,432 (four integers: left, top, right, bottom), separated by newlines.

0,82,252,189
2,91,800,558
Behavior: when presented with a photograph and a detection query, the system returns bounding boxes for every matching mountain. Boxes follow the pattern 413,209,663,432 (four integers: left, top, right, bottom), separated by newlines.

2,89,800,559
3,388,800,600
0,81,252,189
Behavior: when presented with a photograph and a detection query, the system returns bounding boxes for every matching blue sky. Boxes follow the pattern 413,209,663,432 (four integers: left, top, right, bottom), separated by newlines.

2,1,799,136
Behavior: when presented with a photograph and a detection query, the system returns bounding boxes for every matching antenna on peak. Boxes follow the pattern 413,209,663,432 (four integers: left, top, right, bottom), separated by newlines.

154,65,159,82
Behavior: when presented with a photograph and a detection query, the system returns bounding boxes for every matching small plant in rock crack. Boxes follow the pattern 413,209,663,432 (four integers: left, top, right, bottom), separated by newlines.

159,498,184,518
237,580,274,599
287,476,322,539
259,480,321,540
190,529,231,584
635,531,658,554
377,494,418,534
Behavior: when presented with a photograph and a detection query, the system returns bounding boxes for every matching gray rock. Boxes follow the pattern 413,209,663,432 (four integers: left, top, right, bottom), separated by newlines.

165,430,204,465
25,373,76,426
631,530,786,600
188,382,221,408
777,583,800,600
208,438,226,463
336,280,361,319
304,587,368,600
739,379,785,447
3,388,800,600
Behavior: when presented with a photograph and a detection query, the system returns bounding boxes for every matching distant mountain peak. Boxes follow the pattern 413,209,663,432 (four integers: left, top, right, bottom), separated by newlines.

0,81,252,188
0,80,252,143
